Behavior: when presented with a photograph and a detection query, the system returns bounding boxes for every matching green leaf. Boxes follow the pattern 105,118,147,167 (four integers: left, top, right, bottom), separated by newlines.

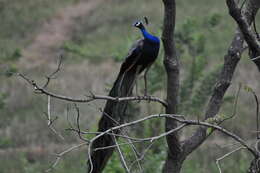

243,85,253,93
206,127,213,135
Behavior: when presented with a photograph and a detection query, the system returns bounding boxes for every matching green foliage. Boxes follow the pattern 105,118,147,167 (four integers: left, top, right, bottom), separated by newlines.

147,54,166,94
62,0,163,63
0,0,76,61
0,147,251,173
206,114,229,124
205,13,222,28
183,147,252,173
2,48,22,62
63,41,89,58
0,0,253,172
104,137,165,172
104,150,127,173
243,84,254,93
205,113,229,135
180,55,208,105
0,92,7,109
4,64,18,77
206,127,214,136
177,15,224,115
187,64,222,115
0,137,13,148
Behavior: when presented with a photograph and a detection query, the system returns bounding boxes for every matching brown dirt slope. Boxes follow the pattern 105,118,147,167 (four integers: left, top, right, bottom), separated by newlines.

20,0,103,68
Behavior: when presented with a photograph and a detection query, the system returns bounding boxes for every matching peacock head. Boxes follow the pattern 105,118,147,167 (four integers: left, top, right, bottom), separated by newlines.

133,21,145,30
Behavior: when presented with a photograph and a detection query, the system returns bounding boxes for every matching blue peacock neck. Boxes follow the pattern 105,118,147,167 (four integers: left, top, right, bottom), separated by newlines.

140,28,160,44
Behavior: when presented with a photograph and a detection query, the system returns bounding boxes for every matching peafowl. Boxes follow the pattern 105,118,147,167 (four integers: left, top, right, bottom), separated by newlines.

87,20,160,173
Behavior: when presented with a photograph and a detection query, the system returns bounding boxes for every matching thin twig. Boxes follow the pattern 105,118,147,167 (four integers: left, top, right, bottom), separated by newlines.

43,96,64,140
112,133,131,173
252,91,260,139
43,55,63,88
216,147,246,173
46,142,87,172
47,95,51,126
252,56,260,61
97,107,142,170
222,83,241,121
74,104,89,142
129,141,154,171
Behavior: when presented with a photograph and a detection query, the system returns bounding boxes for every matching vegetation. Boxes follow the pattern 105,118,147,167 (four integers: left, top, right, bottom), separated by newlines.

0,0,77,62
0,0,259,172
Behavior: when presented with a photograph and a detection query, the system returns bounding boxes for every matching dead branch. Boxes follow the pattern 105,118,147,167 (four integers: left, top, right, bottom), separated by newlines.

17,72,167,107
46,142,88,172
182,0,259,157
226,0,260,52
85,113,257,173
226,0,260,70
43,55,63,88
216,147,247,173
112,134,130,173
43,95,64,140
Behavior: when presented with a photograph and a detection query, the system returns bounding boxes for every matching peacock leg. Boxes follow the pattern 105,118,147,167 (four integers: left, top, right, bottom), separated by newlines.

144,64,151,96
127,65,141,96
133,65,142,96
135,77,138,96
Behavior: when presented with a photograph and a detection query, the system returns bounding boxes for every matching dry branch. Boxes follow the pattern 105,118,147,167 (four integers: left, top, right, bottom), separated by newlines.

86,113,257,173
17,72,167,107
226,0,260,70
182,0,260,157
216,147,247,173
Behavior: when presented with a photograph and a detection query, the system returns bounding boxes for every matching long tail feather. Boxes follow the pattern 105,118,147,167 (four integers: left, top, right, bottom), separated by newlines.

87,68,137,173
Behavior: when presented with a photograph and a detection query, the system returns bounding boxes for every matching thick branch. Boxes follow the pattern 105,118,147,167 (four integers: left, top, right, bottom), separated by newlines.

182,0,259,157
161,0,182,171
226,0,260,70
86,113,257,172
227,0,260,51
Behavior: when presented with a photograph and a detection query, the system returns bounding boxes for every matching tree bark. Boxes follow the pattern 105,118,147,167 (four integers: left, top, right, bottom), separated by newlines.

161,0,183,172
226,0,260,71
182,0,259,158
161,0,260,172
248,158,260,173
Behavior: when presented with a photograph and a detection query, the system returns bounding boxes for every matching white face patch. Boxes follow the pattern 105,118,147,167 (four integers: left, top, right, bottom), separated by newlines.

135,22,141,26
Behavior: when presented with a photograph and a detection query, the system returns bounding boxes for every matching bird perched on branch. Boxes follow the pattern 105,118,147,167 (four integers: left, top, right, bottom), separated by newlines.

118,20,160,95
87,18,160,173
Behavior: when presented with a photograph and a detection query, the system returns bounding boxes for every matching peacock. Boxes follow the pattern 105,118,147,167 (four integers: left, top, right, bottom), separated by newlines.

87,19,160,173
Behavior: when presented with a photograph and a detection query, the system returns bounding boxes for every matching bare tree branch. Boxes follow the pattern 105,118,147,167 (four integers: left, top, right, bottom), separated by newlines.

43,55,63,88
43,95,64,140
226,0,260,70
47,95,51,126
17,72,167,107
129,142,154,171
112,134,130,173
85,113,257,173
227,0,260,51
46,142,88,172
216,147,247,173
182,0,259,157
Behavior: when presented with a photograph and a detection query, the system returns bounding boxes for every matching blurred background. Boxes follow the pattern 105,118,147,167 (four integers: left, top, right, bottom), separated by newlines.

0,0,259,172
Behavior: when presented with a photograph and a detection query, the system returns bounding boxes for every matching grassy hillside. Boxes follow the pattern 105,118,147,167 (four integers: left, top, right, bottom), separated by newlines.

0,0,259,172
0,0,76,62
63,0,235,63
